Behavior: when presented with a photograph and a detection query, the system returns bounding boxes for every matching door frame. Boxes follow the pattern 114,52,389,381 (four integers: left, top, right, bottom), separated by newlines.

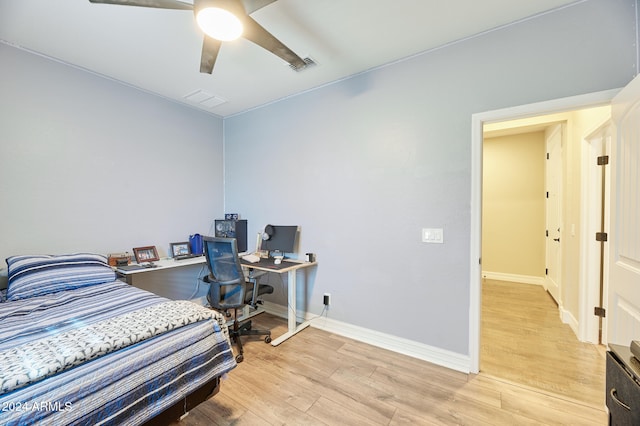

469,88,620,373
579,119,611,344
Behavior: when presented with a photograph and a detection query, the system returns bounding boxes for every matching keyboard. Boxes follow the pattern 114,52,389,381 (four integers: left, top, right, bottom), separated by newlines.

118,264,145,271
242,254,261,263
174,254,201,261
118,263,157,270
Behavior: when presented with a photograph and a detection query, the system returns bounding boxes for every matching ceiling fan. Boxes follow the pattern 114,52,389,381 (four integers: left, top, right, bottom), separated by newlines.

88,0,307,74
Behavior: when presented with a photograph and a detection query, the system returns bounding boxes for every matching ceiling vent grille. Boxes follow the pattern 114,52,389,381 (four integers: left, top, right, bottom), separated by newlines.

183,89,227,109
290,57,316,72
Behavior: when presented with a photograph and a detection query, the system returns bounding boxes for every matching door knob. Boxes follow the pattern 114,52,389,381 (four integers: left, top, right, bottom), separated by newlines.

553,238,560,242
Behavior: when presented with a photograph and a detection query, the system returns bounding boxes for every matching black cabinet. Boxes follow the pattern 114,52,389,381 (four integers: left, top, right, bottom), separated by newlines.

607,344,640,425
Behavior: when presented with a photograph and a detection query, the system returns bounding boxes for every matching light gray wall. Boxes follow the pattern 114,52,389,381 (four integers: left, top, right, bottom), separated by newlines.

224,0,639,355
0,44,225,297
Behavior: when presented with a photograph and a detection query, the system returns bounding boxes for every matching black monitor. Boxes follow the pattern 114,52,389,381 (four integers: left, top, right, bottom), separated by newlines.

260,225,298,255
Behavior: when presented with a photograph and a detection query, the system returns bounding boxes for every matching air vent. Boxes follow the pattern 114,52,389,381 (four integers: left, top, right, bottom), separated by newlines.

290,57,316,72
183,89,227,109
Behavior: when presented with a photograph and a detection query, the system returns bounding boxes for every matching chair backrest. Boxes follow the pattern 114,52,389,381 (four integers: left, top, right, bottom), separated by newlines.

203,236,246,310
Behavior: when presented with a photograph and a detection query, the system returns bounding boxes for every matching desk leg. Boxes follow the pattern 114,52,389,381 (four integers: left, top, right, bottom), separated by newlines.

270,268,311,346
117,273,134,285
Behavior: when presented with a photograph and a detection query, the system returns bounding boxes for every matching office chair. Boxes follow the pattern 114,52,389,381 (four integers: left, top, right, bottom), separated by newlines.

202,236,273,363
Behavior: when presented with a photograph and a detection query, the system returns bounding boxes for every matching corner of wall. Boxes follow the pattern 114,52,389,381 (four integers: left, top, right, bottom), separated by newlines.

636,0,640,76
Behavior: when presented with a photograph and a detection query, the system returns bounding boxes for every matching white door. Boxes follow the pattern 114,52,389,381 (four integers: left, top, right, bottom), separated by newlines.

545,124,563,304
607,75,640,346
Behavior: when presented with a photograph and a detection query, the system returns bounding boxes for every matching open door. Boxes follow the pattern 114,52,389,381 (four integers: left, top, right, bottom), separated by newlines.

545,124,563,304
607,75,640,346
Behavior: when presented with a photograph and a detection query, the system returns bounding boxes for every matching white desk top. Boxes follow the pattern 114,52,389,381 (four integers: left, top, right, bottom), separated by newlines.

115,256,206,275
115,255,316,275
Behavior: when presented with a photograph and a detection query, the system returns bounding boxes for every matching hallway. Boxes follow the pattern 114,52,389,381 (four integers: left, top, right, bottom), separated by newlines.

481,279,606,407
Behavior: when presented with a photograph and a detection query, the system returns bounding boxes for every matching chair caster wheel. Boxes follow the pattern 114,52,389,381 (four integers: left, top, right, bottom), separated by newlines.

264,336,272,344
235,354,244,363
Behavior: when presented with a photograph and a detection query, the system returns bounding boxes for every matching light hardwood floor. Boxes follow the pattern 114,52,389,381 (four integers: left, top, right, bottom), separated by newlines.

172,293,608,425
481,279,607,408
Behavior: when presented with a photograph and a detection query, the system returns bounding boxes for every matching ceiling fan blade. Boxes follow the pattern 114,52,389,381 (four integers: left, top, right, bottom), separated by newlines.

88,0,193,10
200,35,222,74
241,16,306,70
240,0,277,15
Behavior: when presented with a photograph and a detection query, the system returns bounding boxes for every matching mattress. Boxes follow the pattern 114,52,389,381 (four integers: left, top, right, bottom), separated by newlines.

0,280,236,425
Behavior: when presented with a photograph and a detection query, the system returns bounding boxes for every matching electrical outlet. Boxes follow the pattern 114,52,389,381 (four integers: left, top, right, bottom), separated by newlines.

323,293,331,306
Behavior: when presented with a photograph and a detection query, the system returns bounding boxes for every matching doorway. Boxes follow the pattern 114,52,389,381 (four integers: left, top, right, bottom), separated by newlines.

479,109,611,403
468,89,619,374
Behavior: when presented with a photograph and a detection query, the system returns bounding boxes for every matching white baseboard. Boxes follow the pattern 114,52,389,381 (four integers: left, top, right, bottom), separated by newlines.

261,301,289,318
261,301,470,373
482,271,545,286
560,306,579,336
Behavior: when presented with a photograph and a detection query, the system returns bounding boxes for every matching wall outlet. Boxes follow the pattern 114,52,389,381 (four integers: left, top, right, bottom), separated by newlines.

323,293,331,306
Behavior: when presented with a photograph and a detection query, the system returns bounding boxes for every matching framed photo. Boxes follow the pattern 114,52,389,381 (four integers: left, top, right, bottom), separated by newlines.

170,242,191,258
133,246,159,263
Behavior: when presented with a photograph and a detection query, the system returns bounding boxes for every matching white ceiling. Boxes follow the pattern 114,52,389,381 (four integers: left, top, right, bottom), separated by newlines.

1,0,579,117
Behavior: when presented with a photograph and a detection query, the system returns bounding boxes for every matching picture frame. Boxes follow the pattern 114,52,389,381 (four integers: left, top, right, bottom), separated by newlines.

133,246,159,264
170,242,191,258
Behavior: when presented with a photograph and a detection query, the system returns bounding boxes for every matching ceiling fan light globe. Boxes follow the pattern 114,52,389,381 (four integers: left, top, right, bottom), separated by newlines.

197,7,243,41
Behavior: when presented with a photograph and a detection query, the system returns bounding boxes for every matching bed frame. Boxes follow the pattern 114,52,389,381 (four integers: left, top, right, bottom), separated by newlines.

141,376,220,426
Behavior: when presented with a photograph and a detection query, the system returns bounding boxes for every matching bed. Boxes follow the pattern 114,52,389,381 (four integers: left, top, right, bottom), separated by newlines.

0,253,237,426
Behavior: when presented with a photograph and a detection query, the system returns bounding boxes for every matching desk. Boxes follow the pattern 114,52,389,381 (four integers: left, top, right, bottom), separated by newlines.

115,256,207,284
240,258,317,346
116,256,317,346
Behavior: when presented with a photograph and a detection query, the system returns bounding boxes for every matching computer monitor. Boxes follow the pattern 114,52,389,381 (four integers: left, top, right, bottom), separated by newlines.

260,225,298,255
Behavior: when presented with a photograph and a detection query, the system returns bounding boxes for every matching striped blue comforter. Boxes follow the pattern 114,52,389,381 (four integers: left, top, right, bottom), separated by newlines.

0,280,236,425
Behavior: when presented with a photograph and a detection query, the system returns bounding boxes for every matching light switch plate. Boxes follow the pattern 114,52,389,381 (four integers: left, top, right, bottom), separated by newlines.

422,228,444,243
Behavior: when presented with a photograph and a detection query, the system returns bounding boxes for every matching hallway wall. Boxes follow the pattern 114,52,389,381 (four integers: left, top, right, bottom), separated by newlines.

483,132,546,281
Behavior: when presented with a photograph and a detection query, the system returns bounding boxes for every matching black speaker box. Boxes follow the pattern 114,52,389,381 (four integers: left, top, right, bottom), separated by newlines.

214,219,248,252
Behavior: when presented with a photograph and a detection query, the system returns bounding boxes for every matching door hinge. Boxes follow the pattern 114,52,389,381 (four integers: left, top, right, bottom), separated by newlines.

597,155,609,166
595,232,608,242
547,153,550,160
594,307,606,317
545,268,548,276
546,191,549,198
546,229,549,237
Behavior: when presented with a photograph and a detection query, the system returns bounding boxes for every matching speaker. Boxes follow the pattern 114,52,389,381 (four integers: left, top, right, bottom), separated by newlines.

214,219,248,252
